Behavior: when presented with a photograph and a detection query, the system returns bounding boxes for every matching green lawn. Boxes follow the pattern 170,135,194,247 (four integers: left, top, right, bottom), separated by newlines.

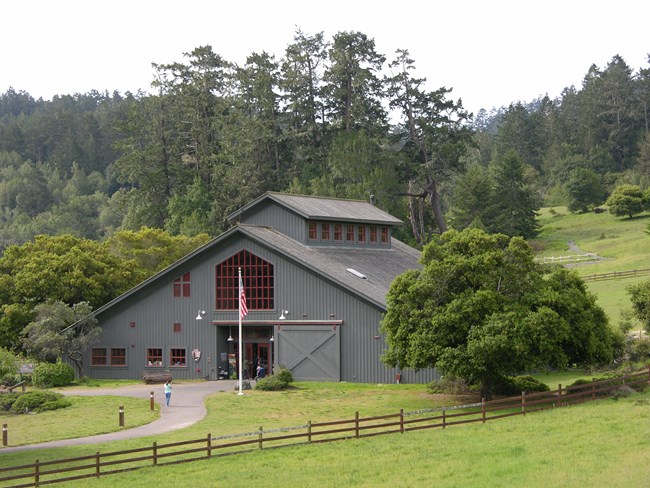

23,386,650,488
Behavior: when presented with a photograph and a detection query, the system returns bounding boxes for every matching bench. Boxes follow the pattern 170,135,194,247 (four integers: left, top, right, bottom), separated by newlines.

142,370,172,384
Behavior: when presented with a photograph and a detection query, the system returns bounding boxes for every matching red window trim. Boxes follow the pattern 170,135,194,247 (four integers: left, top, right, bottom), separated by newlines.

91,348,107,366
333,224,343,241
215,250,274,312
308,222,317,240
110,348,126,366
147,348,164,367
381,227,389,244
369,226,377,243
170,348,187,367
321,222,330,241
357,225,366,243
173,272,191,298
346,224,355,242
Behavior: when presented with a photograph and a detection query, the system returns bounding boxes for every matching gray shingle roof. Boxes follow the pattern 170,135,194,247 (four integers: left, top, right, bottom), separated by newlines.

228,192,403,225
238,225,421,309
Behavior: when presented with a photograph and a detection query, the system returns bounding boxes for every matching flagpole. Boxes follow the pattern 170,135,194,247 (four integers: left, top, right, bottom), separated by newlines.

238,267,244,396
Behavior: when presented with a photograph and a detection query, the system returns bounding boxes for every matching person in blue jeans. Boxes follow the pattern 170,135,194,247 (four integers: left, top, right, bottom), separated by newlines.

164,379,172,406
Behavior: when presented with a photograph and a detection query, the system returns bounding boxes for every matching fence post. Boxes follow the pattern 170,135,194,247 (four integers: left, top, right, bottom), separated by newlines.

207,433,212,458
153,441,158,466
591,379,596,401
2,423,7,446
150,391,155,411
95,451,100,478
258,426,263,450
35,459,40,487
481,398,486,423
119,405,124,427
355,411,360,438
400,409,404,434
557,384,562,408
442,408,446,429
307,420,312,443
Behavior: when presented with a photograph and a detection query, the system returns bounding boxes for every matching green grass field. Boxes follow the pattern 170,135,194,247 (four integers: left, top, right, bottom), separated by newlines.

534,207,650,327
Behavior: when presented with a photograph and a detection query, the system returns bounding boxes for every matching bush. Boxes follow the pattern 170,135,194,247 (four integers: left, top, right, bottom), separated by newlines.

611,385,635,400
36,398,72,412
494,375,550,395
628,338,650,362
427,376,472,395
255,366,294,391
0,393,21,411
32,362,75,388
10,391,68,414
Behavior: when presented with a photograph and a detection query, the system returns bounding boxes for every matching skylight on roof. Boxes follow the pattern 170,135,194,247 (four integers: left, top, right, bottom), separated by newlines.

346,268,367,279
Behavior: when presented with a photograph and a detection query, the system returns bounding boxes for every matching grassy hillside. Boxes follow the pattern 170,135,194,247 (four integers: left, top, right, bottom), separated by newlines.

533,207,650,327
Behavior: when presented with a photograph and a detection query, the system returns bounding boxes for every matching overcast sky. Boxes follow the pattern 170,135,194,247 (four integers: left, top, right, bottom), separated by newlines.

2,0,648,115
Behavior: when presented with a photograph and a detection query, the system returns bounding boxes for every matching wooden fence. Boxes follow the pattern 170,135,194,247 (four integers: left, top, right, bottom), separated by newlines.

535,253,599,265
1,367,648,487
582,268,650,282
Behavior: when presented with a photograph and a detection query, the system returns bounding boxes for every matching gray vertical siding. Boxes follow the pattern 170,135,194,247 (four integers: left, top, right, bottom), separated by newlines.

88,235,438,385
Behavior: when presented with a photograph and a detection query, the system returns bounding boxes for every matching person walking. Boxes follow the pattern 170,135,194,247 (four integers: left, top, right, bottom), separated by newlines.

164,379,172,406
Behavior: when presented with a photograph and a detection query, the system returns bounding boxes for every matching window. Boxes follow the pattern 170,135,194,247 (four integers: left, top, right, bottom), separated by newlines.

216,250,274,311
369,226,378,243
346,224,355,242
111,348,126,366
357,225,366,243
173,322,182,333
308,222,317,240
320,223,330,241
173,272,191,297
333,224,343,241
91,348,107,366
170,348,186,367
381,227,389,244
147,348,163,367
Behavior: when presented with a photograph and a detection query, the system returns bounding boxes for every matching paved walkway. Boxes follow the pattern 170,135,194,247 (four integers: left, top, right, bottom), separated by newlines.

0,380,239,453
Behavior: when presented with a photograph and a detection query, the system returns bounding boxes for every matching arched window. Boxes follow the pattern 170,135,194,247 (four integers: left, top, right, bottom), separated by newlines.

215,250,274,311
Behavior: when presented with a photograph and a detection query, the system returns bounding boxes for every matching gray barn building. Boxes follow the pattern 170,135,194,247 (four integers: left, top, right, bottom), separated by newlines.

82,193,439,384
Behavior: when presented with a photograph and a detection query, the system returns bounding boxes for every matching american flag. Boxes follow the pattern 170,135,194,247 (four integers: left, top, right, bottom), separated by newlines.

239,275,248,318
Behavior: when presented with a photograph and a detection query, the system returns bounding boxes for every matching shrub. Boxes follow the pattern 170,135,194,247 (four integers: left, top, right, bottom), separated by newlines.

494,375,550,395
10,391,66,414
427,376,472,395
611,385,635,400
255,366,294,391
275,367,294,385
0,393,21,411
628,338,650,362
35,398,72,412
32,362,75,388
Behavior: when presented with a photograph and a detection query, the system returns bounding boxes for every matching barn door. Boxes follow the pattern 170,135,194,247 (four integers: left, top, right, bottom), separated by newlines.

277,325,340,381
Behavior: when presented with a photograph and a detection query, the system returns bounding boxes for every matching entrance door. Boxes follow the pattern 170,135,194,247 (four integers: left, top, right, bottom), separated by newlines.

258,344,270,377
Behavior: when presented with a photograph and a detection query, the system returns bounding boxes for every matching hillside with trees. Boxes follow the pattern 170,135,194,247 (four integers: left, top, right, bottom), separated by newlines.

0,31,648,250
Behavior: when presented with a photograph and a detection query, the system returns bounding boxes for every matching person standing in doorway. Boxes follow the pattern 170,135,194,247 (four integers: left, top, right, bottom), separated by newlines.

164,379,172,406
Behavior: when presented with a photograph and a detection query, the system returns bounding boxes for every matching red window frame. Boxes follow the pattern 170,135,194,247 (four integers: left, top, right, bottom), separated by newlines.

147,348,163,367
381,227,389,244
110,348,126,366
369,226,378,243
91,348,107,366
215,250,274,312
173,272,191,297
333,224,343,241
308,222,317,240
346,224,355,242
320,223,330,241
357,225,366,243
170,348,186,367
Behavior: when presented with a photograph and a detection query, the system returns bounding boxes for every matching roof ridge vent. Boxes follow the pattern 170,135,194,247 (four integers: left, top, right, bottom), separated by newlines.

346,268,367,279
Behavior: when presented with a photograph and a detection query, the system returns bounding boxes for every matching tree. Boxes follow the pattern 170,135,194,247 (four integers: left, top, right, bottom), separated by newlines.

606,184,644,218
22,301,100,376
385,49,472,241
627,280,650,333
484,150,540,238
565,168,605,213
381,228,619,398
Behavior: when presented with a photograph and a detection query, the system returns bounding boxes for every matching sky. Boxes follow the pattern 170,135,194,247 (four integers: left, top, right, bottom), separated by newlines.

2,0,649,115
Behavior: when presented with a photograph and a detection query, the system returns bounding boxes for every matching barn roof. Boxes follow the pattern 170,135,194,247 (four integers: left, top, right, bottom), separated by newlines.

86,222,421,324
238,224,421,308
228,192,403,225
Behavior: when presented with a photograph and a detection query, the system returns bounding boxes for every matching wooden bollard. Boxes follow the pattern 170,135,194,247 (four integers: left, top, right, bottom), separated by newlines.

119,406,124,427
2,423,7,446
150,391,155,411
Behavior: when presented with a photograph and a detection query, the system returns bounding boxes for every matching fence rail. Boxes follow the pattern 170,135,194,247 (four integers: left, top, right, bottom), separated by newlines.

535,253,599,264
582,268,650,282
1,367,648,487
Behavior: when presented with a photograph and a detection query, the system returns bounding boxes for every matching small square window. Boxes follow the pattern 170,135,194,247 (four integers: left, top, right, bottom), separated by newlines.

147,348,163,367
170,348,186,367
173,322,182,333
91,348,107,366
111,348,126,366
